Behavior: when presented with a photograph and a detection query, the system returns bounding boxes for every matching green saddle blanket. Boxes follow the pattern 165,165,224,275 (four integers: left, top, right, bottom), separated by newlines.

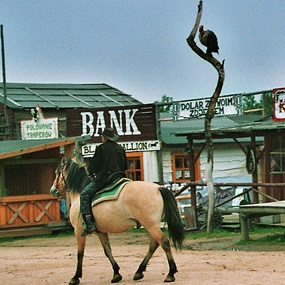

91,178,131,207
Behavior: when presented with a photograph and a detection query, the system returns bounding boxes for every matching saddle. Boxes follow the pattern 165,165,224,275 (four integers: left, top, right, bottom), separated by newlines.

91,178,131,207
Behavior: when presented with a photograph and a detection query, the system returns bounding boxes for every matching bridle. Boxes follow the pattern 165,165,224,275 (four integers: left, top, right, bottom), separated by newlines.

50,162,69,197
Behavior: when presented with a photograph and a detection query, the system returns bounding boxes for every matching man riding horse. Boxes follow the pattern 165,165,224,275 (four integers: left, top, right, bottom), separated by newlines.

80,127,127,236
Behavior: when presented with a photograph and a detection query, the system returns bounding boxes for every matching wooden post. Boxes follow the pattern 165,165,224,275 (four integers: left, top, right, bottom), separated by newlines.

240,212,250,240
187,135,198,228
1,25,9,138
264,135,271,202
251,135,259,204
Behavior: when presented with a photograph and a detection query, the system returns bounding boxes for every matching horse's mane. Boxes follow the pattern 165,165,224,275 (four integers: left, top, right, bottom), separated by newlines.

64,158,91,194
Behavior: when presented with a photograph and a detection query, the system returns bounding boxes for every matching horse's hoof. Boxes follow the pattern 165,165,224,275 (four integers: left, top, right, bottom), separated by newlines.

133,272,144,280
164,275,175,282
69,277,80,285
111,274,122,283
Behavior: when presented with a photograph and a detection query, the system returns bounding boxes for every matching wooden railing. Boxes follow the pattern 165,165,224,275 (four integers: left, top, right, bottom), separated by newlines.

0,194,61,228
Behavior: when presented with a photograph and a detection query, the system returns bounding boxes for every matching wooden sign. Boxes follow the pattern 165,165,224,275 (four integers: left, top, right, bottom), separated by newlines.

21,105,58,140
66,104,156,142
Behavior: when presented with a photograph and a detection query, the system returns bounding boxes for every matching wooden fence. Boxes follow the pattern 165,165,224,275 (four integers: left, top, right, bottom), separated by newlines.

0,194,61,228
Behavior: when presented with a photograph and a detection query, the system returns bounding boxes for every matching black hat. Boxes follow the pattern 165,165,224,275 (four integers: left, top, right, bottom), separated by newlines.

99,128,119,142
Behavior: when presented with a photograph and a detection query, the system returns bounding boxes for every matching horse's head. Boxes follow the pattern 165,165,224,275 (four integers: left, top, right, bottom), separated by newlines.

50,157,90,197
50,157,70,197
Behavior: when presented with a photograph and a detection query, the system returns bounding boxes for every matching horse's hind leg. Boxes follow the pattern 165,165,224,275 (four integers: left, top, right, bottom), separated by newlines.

135,228,177,282
97,233,122,283
160,235,178,282
133,234,159,281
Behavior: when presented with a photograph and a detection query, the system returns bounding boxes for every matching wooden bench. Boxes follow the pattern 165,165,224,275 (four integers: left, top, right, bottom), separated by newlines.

239,201,285,240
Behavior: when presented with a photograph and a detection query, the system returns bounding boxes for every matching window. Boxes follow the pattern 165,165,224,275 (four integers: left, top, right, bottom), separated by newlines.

126,152,144,181
270,135,285,173
171,152,200,182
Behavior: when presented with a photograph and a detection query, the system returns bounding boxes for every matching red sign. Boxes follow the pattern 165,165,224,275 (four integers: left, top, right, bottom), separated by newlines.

273,87,285,121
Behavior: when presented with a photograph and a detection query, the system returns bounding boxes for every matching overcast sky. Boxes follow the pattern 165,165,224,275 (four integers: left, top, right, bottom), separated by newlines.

1,0,284,103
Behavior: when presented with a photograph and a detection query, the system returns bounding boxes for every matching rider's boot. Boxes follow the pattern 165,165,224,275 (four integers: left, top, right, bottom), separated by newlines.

81,214,97,236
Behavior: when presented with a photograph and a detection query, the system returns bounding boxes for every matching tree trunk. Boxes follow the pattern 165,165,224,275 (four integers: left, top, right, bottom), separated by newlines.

186,0,225,233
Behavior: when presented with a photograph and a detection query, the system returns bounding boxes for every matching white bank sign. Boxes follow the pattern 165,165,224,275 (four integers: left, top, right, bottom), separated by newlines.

82,140,160,157
173,94,243,120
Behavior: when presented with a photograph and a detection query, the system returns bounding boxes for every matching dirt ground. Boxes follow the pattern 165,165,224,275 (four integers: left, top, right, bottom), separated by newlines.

1,230,285,285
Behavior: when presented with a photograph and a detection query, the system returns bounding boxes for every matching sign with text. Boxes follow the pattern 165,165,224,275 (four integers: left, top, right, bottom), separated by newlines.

273,87,285,121
82,140,160,157
66,104,156,143
21,105,58,140
173,94,243,120
21,118,58,140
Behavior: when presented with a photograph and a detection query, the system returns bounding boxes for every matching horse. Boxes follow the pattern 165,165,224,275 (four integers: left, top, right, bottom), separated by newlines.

50,158,184,284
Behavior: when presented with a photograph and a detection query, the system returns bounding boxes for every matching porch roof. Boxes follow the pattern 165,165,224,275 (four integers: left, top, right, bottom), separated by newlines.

174,115,285,140
160,114,269,146
0,137,77,160
160,114,285,146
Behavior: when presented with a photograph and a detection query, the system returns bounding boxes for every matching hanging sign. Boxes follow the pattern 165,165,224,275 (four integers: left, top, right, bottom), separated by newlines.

21,105,58,140
273,87,285,121
173,94,243,120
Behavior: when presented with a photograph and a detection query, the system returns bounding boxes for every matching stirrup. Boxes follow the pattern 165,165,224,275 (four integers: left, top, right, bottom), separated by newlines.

81,228,96,237
81,226,101,236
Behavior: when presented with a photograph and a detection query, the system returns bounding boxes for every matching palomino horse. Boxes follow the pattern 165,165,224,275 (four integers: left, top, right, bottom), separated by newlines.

50,158,184,284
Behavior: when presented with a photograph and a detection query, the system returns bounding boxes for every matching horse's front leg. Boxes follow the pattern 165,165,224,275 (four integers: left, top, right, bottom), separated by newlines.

97,232,122,283
69,228,86,285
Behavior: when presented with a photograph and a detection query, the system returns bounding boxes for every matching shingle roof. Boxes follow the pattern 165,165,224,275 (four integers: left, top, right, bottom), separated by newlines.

0,83,141,109
174,115,285,139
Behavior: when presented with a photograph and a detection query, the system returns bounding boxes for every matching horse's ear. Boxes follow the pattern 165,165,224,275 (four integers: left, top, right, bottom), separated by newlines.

61,157,67,165
72,155,84,165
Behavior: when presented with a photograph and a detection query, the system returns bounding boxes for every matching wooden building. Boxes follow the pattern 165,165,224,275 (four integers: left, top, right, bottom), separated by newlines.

66,103,160,183
0,83,141,231
1,83,284,232
157,90,285,225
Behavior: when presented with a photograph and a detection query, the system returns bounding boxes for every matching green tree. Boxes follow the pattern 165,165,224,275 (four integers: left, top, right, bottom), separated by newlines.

155,95,173,112
242,92,273,117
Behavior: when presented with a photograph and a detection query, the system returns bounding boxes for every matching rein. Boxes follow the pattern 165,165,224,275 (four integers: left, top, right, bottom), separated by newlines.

51,158,91,198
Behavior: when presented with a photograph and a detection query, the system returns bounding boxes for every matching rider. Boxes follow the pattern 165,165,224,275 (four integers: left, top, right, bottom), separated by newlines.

80,127,128,236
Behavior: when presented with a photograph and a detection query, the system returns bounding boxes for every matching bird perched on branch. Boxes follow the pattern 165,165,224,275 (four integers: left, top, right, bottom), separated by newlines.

199,25,219,55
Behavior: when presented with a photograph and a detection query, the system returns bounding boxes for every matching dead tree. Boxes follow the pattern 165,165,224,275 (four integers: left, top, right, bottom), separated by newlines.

186,1,225,233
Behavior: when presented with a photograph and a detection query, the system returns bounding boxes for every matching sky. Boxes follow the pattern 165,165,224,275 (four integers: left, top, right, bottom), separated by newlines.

1,0,285,103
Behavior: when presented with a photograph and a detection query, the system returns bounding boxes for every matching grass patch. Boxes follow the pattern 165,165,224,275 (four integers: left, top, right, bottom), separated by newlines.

255,233,285,244
236,226,285,245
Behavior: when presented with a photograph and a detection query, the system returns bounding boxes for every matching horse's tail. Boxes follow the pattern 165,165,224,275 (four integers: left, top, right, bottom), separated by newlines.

159,187,184,250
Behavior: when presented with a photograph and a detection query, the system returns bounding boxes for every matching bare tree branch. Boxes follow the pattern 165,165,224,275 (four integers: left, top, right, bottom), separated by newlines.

186,0,225,233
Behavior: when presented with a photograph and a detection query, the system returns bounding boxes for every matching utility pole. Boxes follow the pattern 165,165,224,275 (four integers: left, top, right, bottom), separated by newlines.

1,24,9,138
